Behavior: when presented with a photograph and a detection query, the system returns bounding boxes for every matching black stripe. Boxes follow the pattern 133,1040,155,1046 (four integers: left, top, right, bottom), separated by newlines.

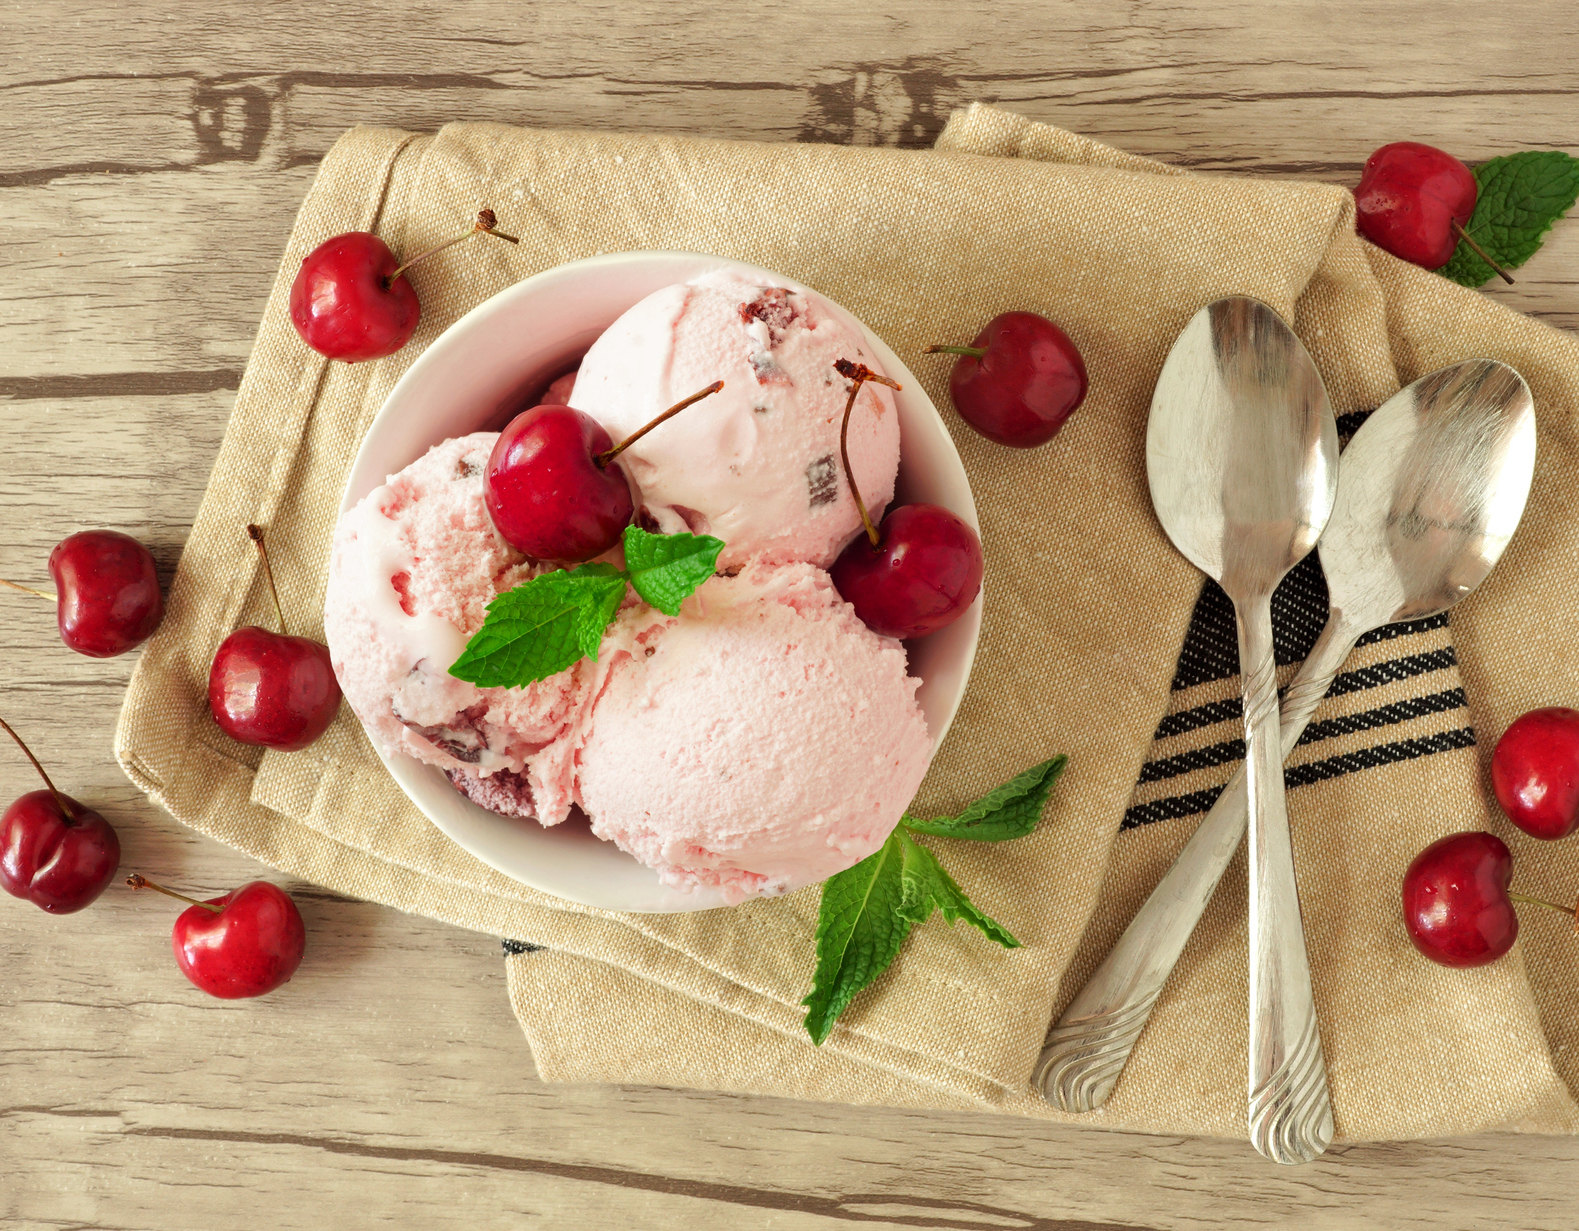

1137,737,1245,784
1353,611,1450,648
1284,727,1477,787
1294,687,1466,747
1122,726,1477,830
1326,646,1457,696
1140,686,1468,788
1121,785,1227,830
1152,646,1458,741
1154,697,1243,739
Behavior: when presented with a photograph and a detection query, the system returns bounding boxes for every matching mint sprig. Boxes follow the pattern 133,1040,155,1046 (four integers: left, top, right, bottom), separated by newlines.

1441,151,1579,288
449,526,724,689
903,754,1066,841
800,755,1063,1045
623,526,725,616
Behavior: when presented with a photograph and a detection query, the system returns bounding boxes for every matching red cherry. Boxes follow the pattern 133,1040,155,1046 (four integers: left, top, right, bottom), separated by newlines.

44,530,164,657
209,626,341,752
1354,142,1477,271
1402,831,1518,968
0,718,120,914
289,211,519,364
1491,707,1579,840
830,503,983,640
207,526,341,752
927,312,1088,447
483,383,723,563
289,232,419,363
130,874,305,998
485,405,634,562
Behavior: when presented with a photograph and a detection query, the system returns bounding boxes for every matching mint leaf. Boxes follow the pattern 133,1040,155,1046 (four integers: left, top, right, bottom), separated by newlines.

800,831,911,1045
902,754,1066,842
1441,151,1579,287
622,525,724,616
895,828,1019,948
448,563,626,688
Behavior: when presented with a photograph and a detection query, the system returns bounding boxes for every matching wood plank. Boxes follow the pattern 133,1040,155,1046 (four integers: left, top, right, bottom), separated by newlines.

5,2,1579,1226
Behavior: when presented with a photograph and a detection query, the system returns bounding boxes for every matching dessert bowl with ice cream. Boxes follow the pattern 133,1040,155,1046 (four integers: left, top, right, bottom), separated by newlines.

327,253,981,912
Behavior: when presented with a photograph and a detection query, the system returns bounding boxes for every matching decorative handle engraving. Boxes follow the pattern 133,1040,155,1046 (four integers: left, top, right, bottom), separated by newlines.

1248,1006,1335,1164
1034,989,1161,1112
1036,618,1357,1114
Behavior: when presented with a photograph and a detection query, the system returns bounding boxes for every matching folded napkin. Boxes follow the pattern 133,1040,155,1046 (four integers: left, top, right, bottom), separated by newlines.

116,104,1579,1141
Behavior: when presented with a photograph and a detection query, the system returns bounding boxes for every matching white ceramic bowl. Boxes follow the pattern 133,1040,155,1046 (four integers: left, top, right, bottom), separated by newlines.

339,252,982,912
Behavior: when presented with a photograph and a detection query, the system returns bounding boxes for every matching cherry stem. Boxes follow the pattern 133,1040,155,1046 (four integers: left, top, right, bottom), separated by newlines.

922,344,988,359
833,358,903,549
125,873,224,915
247,524,288,637
595,380,725,468
1508,889,1576,917
1451,220,1515,285
386,209,520,285
0,715,75,822
0,577,57,602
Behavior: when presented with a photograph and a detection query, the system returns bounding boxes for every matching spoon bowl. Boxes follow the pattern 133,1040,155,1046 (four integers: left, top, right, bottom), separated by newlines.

1321,359,1536,627
1146,298,1337,600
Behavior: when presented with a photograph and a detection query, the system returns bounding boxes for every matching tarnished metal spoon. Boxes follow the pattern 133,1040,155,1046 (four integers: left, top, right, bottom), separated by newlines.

1037,359,1535,1155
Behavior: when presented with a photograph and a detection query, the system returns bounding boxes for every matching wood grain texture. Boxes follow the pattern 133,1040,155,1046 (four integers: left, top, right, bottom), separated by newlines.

3,2,1579,1227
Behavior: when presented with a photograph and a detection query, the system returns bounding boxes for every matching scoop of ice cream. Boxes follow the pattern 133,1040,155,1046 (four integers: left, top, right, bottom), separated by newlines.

569,270,900,570
575,560,930,903
324,433,664,824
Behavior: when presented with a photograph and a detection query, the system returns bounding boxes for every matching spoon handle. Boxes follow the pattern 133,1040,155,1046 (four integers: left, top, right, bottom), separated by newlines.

1034,616,1357,1114
1240,595,1333,1164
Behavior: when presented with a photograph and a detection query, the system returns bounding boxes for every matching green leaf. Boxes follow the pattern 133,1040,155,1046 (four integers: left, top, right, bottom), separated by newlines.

448,563,627,688
1441,151,1579,288
800,832,911,1045
902,754,1067,842
895,828,1019,948
622,525,725,616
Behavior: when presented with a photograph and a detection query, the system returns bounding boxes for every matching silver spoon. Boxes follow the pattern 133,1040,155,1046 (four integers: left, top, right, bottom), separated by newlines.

1037,359,1535,1148
1127,298,1338,1163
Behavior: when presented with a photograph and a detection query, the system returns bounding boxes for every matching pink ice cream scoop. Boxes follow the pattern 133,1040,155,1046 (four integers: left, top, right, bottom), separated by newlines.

569,270,901,570
324,433,666,825
576,560,930,903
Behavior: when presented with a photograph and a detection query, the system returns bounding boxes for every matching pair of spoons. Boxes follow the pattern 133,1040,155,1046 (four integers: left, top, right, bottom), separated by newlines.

1033,299,1537,1164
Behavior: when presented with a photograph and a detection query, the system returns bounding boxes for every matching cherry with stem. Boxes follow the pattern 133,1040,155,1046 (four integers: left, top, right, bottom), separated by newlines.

0,715,121,913
207,524,342,752
484,380,724,562
827,359,984,640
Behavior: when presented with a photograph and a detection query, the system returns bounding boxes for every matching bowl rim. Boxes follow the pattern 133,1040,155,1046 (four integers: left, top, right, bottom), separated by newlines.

336,250,982,912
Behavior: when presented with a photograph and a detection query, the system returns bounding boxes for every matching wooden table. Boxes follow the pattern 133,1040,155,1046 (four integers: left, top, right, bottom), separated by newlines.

5,4,1579,1227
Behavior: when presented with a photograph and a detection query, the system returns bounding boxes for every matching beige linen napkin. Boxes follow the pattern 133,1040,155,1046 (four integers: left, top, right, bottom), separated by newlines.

115,104,1579,1140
